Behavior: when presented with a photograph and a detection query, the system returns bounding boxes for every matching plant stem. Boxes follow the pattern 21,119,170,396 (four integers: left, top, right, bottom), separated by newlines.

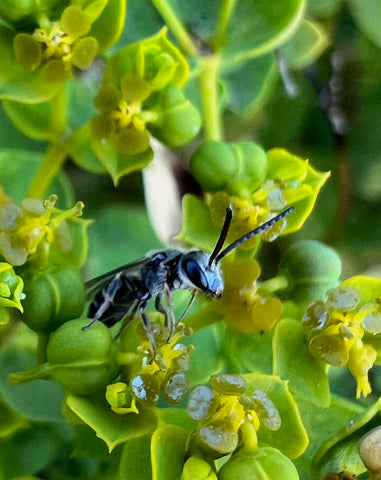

37,332,49,364
150,0,198,56
27,142,68,199
212,0,238,50
199,54,222,141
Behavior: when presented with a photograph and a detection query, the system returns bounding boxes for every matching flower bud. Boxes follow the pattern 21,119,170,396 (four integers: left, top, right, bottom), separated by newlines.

218,446,299,480
149,87,201,147
21,267,85,333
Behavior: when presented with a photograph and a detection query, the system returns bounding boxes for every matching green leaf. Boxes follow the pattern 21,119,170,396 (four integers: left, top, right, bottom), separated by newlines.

90,0,127,52
0,27,61,103
0,398,28,438
349,0,381,48
224,53,277,116
85,203,162,279
156,407,196,432
91,136,153,186
0,424,62,478
280,19,329,69
222,0,306,63
69,124,106,173
306,0,342,17
2,97,65,142
0,337,65,423
0,149,74,207
183,324,224,387
65,393,158,452
221,327,274,375
273,318,331,407
176,194,222,252
151,424,188,480
244,373,309,459
266,148,330,233
119,434,152,480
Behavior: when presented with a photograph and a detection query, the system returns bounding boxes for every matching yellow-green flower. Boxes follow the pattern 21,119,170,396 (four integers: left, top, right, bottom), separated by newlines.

213,255,283,333
0,188,83,266
13,5,98,82
302,286,381,398
187,374,280,455
91,75,153,155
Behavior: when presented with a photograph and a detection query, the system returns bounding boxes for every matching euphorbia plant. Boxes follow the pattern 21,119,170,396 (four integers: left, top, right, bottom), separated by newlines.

0,1,380,479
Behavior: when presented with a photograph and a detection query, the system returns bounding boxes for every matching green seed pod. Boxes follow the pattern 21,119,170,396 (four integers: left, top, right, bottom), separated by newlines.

218,446,299,480
278,240,342,305
190,140,268,196
22,267,85,333
46,317,119,395
149,86,201,147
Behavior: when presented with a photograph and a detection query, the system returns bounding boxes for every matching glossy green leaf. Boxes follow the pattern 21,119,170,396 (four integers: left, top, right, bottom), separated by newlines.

90,0,127,52
222,0,306,63
244,373,309,459
0,424,61,478
151,424,188,480
273,319,330,407
224,53,277,116
0,398,28,438
280,19,329,69
65,393,158,452
306,0,342,17
65,77,98,131
91,136,153,186
0,338,65,423
69,124,106,173
349,0,381,48
221,328,274,375
2,97,65,142
0,149,74,207
156,407,196,432
119,434,152,480
176,194,222,252
85,203,161,279
266,148,330,233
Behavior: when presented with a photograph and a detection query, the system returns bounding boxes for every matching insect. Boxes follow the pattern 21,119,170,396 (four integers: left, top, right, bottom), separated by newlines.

84,206,295,353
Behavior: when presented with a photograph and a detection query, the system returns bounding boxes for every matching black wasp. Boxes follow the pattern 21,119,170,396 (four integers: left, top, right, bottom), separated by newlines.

84,206,294,353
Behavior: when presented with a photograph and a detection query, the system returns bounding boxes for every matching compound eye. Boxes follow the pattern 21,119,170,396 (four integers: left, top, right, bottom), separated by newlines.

185,260,208,290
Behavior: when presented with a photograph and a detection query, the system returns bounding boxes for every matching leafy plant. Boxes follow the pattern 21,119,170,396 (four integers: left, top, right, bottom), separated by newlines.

0,0,380,479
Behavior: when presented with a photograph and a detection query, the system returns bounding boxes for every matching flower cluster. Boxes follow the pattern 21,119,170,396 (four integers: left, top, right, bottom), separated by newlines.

91,28,201,158
187,374,281,456
13,5,99,82
214,256,283,333
0,187,83,267
106,320,194,412
302,286,381,397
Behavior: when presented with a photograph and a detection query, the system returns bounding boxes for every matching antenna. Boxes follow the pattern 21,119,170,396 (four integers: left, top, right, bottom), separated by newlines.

208,207,233,266
213,206,295,264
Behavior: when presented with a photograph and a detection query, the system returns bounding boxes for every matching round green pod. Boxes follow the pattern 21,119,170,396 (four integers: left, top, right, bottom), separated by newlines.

218,446,299,480
190,141,268,196
46,317,119,395
278,239,342,305
149,86,201,147
22,267,85,333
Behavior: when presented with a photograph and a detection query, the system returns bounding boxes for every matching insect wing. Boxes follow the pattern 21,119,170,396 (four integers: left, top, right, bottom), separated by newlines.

85,257,149,300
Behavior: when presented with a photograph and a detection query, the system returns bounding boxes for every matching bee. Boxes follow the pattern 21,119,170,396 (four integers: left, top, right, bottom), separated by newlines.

84,206,294,353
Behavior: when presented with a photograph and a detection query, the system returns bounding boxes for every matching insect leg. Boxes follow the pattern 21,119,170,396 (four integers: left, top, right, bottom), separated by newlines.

163,284,176,339
178,289,198,322
140,310,157,359
115,299,140,339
